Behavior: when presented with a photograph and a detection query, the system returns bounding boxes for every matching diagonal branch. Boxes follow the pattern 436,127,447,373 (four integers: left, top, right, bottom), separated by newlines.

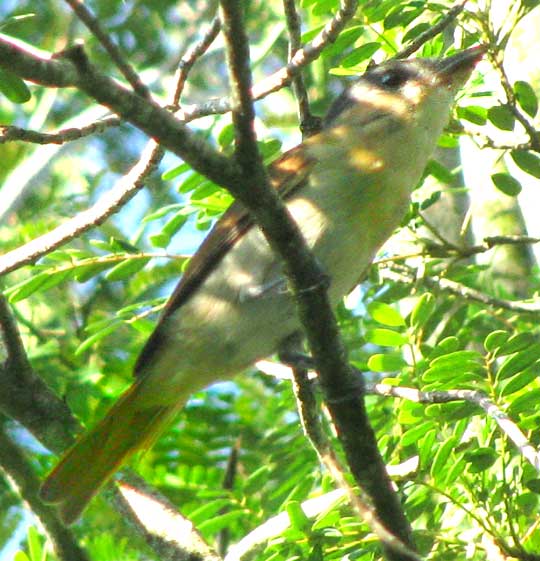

0,426,90,561
171,16,222,110
0,142,162,277
63,0,150,98
218,3,415,560
181,0,357,121
367,383,540,471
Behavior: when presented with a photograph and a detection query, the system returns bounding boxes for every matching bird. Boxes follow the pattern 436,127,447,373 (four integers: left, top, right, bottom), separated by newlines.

40,45,483,524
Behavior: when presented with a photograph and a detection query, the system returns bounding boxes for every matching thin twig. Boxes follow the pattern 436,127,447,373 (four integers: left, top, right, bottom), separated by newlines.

486,45,540,152
181,0,358,121
224,489,347,561
383,264,540,315
0,116,120,145
395,1,468,59
0,37,240,187
171,17,221,110
0,142,163,277
288,354,421,561
283,0,321,138
367,383,540,471
63,0,149,98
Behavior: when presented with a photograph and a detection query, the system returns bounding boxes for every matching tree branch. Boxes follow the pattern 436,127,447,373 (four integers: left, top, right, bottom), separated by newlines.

115,474,222,561
383,264,540,316
0,425,89,561
63,0,150,98
283,0,321,138
0,141,162,277
218,4,415,558
366,383,540,471
171,16,222,110
181,0,357,121
0,116,120,145
0,295,78,451
0,36,240,187
284,342,421,561
395,1,468,59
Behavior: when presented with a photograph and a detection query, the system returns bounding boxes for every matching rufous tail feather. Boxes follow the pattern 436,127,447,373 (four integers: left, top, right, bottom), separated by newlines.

40,382,184,524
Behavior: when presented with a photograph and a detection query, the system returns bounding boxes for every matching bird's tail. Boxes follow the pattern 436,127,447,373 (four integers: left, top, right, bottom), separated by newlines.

40,381,183,524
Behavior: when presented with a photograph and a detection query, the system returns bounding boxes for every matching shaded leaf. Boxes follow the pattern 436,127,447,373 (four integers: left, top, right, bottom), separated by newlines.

514,80,538,117
0,67,31,103
105,257,150,281
511,150,540,179
487,105,515,131
491,173,521,196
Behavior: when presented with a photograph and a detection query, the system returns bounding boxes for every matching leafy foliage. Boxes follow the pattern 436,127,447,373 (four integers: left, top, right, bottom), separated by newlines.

1,0,540,561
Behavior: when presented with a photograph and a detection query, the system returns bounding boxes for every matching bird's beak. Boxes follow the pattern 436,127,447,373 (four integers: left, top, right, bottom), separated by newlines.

434,45,485,87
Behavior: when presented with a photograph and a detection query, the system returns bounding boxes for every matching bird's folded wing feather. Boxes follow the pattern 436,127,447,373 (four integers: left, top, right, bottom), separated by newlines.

134,145,317,375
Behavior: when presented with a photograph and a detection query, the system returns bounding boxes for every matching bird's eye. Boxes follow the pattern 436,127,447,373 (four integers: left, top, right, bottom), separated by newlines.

379,68,410,90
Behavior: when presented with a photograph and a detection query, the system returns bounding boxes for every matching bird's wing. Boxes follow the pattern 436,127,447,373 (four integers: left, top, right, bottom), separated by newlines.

134,144,317,375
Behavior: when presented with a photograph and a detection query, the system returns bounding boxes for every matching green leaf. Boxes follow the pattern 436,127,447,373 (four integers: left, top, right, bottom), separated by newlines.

178,171,206,193
75,322,119,355
197,509,249,534
27,526,43,561
514,80,538,117
430,437,458,481
150,212,189,247
511,150,540,179
420,190,442,211
74,261,116,283
162,163,191,181
243,465,271,494
0,67,31,103
429,336,460,359
402,22,430,43
491,173,522,196
464,447,497,473
367,302,405,327
456,105,487,125
426,160,454,184
340,42,380,67
6,269,72,302
429,350,483,369
401,422,435,447
495,332,537,356
286,501,310,532
188,499,232,524
105,257,150,281
384,7,421,29
526,479,540,494
487,105,515,131
218,123,235,148
397,400,425,425
497,344,540,381
508,388,540,417
143,203,183,222
13,552,31,561
364,328,407,347
418,429,437,464
422,361,484,383
498,365,538,397
484,330,509,353
367,352,407,372
149,233,170,248
444,456,466,485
